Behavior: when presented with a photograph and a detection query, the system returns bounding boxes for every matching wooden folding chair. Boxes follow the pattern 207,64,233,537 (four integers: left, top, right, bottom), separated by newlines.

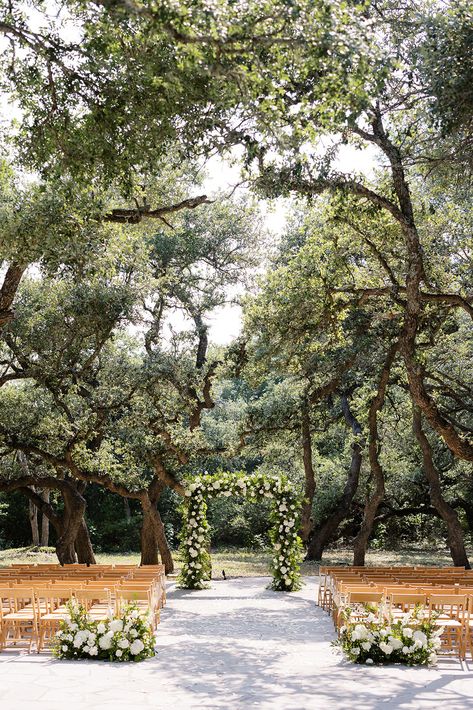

0,588,38,652
387,593,427,619
428,594,467,659
116,588,158,630
74,589,113,622
35,588,73,652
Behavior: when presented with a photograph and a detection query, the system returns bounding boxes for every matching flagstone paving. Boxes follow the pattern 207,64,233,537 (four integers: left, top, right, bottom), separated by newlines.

0,576,472,709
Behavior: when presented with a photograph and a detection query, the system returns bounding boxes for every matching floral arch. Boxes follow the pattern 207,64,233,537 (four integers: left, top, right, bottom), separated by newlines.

178,471,303,591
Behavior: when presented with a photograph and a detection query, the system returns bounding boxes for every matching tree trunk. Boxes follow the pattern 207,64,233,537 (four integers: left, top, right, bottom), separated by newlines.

40,489,50,546
55,481,87,565
300,395,316,544
140,501,160,566
74,518,96,565
155,509,174,574
140,484,174,573
123,496,131,522
306,394,363,561
28,492,40,546
0,262,26,331
352,342,398,566
412,407,471,569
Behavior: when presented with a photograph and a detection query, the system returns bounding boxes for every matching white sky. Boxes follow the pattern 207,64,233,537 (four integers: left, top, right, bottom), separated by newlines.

194,143,378,345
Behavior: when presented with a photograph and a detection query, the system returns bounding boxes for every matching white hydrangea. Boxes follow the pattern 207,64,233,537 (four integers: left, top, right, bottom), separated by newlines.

388,636,403,650
379,642,393,655
118,638,130,649
130,639,145,655
351,625,369,641
98,633,113,650
412,630,427,647
109,619,123,633
361,642,371,651
403,627,413,639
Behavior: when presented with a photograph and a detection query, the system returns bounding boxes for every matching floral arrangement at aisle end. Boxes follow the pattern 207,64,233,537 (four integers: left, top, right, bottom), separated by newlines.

178,470,303,592
52,600,156,662
336,607,443,666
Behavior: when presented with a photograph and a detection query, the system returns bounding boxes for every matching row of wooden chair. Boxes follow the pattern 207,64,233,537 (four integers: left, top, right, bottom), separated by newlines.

317,566,473,660
0,563,166,653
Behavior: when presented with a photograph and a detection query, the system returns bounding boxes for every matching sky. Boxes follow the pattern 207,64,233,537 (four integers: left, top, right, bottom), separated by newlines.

191,143,379,345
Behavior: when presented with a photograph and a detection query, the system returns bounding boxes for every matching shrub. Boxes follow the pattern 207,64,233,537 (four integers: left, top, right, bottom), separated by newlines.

336,607,442,666
52,601,156,662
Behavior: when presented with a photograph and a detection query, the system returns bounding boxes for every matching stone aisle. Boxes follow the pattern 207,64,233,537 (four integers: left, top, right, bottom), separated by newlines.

0,577,472,709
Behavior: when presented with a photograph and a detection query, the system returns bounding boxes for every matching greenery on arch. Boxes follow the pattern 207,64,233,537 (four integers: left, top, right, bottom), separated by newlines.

178,471,304,592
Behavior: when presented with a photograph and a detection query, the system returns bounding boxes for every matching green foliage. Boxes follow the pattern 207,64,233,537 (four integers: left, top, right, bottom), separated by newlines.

52,601,156,662
337,607,442,666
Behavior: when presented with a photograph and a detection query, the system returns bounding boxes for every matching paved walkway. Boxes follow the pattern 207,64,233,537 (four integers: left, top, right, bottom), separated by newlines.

0,577,472,709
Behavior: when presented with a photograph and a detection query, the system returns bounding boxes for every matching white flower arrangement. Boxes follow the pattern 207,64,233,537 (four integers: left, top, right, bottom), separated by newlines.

336,606,443,666
177,470,303,592
53,601,155,662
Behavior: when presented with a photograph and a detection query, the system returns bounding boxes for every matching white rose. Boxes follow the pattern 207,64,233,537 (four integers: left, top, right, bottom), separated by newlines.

118,638,130,649
351,647,360,656
361,642,371,651
130,639,145,655
189,548,198,558
212,481,220,489
61,645,68,652
280,566,287,574
131,610,139,619
97,623,106,634
402,646,411,654
88,646,98,656
403,627,413,639
116,649,123,657
365,658,374,665
130,629,138,638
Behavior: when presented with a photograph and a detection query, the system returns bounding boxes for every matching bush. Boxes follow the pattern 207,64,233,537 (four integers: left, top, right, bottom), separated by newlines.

337,607,442,666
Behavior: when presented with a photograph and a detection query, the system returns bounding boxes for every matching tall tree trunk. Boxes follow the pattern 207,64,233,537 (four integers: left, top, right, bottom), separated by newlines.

28,492,40,546
155,509,174,573
123,496,131,522
140,499,160,566
55,481,87,565
140,480,174,573
412,407,471,569
306,394,362,561
74,518,96,565
40,489,50,546
353,342,398,566
300,395,316,544
17,453,40,545
0,262,26,331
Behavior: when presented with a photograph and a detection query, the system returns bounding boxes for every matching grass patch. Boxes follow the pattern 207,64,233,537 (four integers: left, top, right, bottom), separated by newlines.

0,545,463,576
